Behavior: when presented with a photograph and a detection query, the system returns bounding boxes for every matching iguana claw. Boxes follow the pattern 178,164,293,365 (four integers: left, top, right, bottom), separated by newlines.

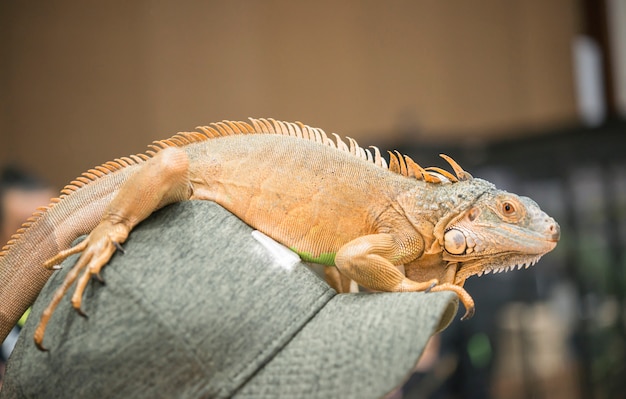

74,307,88,318
460,305,475,321
35,340,48,352
424,281,438,293
94,272,105,284
113,241,126,254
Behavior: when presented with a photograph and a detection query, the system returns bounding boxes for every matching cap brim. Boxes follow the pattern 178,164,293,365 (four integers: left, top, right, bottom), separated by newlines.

1,201,458,399
235,291,457,399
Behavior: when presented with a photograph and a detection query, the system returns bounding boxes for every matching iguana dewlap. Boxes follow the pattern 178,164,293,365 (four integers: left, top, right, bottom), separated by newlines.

0,118,560,350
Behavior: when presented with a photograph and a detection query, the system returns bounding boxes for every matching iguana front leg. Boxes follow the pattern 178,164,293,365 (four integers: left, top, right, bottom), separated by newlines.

335,234,474,319
335,234,438,292
34,147,192,350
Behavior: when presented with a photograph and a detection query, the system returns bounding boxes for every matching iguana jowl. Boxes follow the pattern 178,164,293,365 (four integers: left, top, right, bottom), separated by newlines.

0,118,560,349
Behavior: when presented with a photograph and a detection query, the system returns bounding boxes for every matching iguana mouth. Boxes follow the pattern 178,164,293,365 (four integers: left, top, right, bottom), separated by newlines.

453,253,545,283
473,255,543,277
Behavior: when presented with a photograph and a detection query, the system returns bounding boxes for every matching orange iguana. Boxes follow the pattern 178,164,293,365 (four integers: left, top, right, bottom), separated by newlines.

0,118,560,350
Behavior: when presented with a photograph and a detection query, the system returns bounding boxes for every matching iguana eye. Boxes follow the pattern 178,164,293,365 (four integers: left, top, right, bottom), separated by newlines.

495,197,525,222
502,202,515,215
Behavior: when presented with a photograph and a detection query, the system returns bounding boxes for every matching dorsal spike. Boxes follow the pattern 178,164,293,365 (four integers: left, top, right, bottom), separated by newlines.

424,167,458,182
224,120,246,134
394,151,408,176
196,125,219,137
81,171,98,180
403,156,425,180
347,137,358,156
120,156,136,165
294,121,307,140
324,135,336,149
358,146,367,160
333,133,348,151
323,134,335,148
169,137,186,146
268,118,285,134
311,127,322,143
423,171,442,184
272,119,292,136
232,120,254,133
188,132,208,141
290,121,303,138
440,154,472,181
403,156,440,183
259,118,275,134
318,128,332,145
149,141,168,151
249,118,264,132
217,121,236,135
285,121,297,137
388,151,402,174
211,122,232,136
370,146,384,167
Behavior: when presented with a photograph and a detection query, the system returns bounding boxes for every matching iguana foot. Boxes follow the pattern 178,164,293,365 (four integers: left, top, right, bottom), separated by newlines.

34,221,129,351
429,283,475,320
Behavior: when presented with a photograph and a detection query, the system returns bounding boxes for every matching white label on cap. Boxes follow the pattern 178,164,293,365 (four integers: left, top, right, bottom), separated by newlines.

251,230,301,271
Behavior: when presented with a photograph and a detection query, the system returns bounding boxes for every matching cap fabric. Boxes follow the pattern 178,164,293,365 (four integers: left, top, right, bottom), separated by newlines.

1,201,457,399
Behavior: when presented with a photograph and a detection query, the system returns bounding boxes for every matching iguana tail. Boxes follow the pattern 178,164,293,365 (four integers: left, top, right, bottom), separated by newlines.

0,163,140,342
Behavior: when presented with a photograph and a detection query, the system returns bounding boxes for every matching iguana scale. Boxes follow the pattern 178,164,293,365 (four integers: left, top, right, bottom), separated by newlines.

0,118,560,350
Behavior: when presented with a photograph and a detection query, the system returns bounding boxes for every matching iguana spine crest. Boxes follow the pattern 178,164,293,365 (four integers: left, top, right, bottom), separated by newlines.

0,118,470,260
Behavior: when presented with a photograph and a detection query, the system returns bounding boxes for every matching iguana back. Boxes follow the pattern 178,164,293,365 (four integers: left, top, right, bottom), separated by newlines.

185,133,418,263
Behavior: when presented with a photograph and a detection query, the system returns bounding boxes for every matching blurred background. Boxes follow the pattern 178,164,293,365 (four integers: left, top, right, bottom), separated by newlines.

1,1,625,398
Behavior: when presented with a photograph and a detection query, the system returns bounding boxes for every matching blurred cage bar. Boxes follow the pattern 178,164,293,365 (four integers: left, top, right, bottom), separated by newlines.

398,117,626,399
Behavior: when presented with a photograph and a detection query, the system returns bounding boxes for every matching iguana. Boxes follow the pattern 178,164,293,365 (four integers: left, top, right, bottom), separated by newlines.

0,118,560,350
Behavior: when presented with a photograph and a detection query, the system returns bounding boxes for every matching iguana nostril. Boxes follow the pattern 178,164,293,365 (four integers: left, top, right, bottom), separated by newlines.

548,222,560,241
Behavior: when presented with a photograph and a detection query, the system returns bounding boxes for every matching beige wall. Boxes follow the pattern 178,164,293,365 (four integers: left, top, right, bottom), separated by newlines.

0,0,580,188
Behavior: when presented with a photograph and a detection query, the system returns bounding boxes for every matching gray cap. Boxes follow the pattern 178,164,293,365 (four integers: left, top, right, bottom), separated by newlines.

1,201,457,399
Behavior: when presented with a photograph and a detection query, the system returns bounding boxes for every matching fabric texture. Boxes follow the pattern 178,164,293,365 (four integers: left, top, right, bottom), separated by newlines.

1,201,457,399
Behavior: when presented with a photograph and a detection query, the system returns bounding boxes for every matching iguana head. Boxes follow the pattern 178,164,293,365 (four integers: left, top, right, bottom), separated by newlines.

386,152,559,287
441,185,560,283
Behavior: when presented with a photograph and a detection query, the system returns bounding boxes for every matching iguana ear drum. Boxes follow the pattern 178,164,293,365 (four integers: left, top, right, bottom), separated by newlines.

444,228,466,255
